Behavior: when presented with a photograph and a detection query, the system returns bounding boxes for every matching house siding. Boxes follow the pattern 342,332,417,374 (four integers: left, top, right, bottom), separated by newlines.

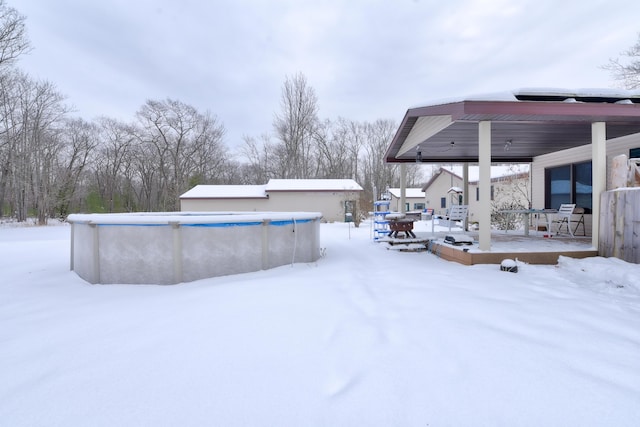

389,196,426,212
388,189,427,212
424,173,463,217
531,131,640,237
180,198,268,212
181,191,361,222
267,191,360,222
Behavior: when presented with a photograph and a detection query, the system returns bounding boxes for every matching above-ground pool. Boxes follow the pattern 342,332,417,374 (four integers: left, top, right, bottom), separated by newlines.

67,212,322,284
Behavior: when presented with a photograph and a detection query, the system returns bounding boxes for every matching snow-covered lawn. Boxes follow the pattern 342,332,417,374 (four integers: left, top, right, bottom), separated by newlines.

1,221,639,426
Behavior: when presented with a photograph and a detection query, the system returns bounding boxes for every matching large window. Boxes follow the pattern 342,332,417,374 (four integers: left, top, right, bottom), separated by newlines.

545,161,592,211
630,147,640,158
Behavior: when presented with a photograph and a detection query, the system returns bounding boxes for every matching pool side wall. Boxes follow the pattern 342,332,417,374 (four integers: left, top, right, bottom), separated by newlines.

69,214,321,284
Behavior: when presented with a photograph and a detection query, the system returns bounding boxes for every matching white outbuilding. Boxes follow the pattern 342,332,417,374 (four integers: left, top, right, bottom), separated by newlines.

179,179,364,222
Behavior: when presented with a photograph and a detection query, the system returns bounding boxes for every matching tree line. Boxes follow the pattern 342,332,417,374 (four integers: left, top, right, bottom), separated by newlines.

0,2,426,224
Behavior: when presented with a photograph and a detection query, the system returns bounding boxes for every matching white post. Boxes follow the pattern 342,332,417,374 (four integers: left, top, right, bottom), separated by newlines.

463,163,469,231
592,122,606,249
90,223,100,284
70,222,75,271
170,222,182,284
262,220,270,269
478,121,492,251
400,163,407,213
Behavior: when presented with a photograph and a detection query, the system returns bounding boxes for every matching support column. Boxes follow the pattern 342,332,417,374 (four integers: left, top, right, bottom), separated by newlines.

478,121,492,251
463,163,469,231
400,163,407,213
592,122,606,249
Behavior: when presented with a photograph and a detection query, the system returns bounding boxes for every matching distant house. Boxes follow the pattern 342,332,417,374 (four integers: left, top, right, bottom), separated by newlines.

387,188,426,212
420,168,464,216
422,166,530,221
179,179,364,222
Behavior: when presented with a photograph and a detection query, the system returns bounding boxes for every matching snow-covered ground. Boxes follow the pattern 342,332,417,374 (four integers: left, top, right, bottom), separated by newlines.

1,220,639,426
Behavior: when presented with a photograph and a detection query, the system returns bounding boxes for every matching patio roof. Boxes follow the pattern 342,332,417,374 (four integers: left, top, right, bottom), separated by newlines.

384,88,640,163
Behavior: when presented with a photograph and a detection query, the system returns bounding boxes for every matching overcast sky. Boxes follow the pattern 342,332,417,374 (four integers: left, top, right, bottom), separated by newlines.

15,0,640,151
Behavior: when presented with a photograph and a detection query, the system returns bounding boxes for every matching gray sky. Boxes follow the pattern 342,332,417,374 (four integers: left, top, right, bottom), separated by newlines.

15,0,640,151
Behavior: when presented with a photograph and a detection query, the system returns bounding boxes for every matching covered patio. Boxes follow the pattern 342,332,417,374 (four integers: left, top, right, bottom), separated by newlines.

385,88,640,255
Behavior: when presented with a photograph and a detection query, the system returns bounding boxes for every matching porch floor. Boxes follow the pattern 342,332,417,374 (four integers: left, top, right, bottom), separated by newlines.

379,221,597,265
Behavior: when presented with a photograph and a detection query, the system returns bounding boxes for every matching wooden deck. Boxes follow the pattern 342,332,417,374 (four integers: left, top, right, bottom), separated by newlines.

379,231,598,265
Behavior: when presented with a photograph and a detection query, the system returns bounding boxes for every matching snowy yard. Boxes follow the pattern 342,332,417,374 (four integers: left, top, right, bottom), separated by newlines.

1,220,639,426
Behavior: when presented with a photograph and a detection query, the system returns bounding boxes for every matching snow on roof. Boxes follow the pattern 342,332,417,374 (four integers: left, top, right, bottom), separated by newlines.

515,87,640,99
180,179,364,198
388,188,425,198
265,179,363,191
411,87,640,109
180,185,267,199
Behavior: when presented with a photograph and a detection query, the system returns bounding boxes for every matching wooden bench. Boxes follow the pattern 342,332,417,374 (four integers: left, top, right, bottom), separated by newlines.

441,205,469,231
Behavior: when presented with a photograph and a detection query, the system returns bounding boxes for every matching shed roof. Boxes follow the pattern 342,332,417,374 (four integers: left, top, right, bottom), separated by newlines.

265,179,363,191
180,185,268,199
385,88,640,164
180,179,363,199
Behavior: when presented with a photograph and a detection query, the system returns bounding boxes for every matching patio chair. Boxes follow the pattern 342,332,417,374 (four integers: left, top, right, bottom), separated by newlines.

553,204,576,236
571,207,586,236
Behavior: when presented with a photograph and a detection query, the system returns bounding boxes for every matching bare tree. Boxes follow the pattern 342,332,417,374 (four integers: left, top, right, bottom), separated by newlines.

361,119,399,203
313,117,357,179
240,133,277,184
0,0,31,68
273,72,319,178
93,117,135,212
134,98,227,211
0,69,20,215
0,71,68,222
54,118,98,217
604,32,640,89
25,79,68,224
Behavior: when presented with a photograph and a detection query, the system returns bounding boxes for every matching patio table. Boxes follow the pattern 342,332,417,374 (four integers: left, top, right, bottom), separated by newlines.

500,209,557,236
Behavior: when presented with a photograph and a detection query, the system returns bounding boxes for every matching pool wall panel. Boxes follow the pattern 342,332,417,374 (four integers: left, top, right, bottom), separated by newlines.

68,213,322,285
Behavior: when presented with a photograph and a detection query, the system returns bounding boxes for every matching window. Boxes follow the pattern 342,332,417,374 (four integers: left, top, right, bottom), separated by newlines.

344,200,354,214
440,197,446,208
414,203,425,210
545,162,592,211
475,186,494,201
574,162,592,210
630,147,640,158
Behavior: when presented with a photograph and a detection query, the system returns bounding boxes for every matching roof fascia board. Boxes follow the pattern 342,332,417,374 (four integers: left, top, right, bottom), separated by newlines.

460,100,640,121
